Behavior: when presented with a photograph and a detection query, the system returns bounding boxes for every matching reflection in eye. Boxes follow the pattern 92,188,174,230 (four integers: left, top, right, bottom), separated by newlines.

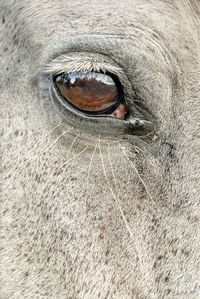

54,72,128,119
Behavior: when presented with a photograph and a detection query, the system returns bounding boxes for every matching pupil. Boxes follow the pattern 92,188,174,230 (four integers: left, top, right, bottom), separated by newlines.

54,72,121,114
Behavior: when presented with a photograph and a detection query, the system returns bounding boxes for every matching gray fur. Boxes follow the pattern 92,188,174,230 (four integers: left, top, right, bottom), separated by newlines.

0,0,200,298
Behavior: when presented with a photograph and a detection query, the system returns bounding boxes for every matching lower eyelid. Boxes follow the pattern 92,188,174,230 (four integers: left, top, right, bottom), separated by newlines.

51,82,154,137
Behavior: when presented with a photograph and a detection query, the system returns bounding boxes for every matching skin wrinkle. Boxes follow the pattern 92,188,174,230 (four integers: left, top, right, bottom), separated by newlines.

0,0,200,298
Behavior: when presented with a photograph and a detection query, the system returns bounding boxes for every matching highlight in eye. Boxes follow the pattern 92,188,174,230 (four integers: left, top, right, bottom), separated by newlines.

54,72,128,118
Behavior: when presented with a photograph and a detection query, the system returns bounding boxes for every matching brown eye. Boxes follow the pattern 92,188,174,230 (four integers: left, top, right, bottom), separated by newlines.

54,72,124,115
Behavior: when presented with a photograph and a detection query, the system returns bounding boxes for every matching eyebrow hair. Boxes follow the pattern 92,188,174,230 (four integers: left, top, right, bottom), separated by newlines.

42,54,125,80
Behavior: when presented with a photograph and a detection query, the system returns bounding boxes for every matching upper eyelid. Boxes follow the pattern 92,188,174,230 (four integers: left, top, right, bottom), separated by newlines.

42,53,127,85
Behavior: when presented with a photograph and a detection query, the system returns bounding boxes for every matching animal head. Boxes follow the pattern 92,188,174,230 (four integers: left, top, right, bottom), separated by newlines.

1,0,199,297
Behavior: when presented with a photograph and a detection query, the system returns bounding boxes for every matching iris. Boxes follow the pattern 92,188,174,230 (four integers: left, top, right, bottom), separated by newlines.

54,72,124,115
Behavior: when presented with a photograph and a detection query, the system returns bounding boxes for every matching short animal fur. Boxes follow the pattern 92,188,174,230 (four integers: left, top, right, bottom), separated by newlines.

0,0,200,298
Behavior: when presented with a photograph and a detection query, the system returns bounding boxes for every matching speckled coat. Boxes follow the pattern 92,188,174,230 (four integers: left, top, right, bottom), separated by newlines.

0,0,200,298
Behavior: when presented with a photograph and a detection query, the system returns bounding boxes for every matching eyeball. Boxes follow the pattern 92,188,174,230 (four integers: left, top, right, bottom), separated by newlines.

54,72,127,118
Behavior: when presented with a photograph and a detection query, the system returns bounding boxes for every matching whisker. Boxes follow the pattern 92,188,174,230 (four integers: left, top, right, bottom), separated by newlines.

64,134,79,160
84,143,97,216
43,133,80,172
118,142,157,210
98,137,141,260
107,144,119,196
39,133,81,191
61,146,88,169
43,130,70,153
2,122,61,145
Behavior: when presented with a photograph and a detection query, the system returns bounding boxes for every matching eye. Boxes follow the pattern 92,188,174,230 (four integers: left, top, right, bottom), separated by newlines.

54,72,128,119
